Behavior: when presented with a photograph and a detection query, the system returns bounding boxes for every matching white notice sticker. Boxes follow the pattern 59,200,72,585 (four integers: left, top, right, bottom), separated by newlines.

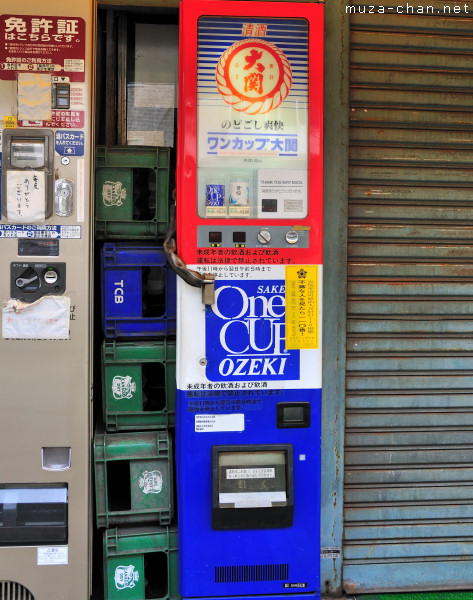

227,468,275,479
37,546,68,566
320,547,341,559
195,414,244,432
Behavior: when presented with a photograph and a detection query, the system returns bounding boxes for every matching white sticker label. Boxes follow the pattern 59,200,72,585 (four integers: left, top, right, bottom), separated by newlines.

195,414,244,432
60,226,82,239
37,546,68,565
227,468,275,479
320,547,341,559
64,59,85,72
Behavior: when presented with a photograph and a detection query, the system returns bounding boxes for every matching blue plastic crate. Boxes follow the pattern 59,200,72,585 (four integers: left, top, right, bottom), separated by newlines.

101,243,176,339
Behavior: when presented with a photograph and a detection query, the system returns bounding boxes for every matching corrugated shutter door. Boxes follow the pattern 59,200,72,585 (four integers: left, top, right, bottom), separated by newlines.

344,5,473,594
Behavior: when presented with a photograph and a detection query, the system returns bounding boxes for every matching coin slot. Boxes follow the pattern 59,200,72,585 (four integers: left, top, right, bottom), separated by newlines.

43,269,59,285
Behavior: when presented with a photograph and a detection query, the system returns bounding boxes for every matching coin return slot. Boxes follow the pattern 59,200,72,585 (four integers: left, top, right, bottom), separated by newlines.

42,447,71,471
11,262,66,302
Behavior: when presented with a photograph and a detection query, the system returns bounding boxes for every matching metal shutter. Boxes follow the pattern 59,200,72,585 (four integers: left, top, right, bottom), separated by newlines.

344,4,473,593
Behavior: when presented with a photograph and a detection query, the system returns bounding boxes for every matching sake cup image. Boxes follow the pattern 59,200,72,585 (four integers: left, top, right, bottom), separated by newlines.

229,180,250,206
205,181,225,207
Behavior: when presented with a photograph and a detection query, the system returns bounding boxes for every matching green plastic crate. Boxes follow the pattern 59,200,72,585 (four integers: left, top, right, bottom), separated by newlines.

95,146,170,240
104,525,178,600
94,430,173,528
102,340,176,431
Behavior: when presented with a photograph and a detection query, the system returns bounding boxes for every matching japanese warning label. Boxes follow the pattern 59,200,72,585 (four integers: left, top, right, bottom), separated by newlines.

285,265,319,350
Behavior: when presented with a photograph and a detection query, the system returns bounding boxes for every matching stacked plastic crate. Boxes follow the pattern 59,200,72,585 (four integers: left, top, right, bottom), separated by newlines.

94,146,178,600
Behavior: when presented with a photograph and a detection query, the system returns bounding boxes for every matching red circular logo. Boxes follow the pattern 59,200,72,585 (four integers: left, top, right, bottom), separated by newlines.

216,39,292,115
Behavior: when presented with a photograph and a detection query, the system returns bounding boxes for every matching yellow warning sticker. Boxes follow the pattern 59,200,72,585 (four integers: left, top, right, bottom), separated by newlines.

4,116,17,129
285,265,319,350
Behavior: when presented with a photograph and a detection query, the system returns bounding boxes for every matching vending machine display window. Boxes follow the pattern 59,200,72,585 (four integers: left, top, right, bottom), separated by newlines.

196,16,309,220
0,484,68,546
212,445,293,530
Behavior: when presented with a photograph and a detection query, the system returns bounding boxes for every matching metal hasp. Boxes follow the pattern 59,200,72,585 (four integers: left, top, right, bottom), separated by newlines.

164,206,216,306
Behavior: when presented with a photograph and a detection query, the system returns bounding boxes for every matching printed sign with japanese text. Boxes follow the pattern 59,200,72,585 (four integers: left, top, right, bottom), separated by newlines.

285,265,319,350
0,15,86,129
0,15,85,80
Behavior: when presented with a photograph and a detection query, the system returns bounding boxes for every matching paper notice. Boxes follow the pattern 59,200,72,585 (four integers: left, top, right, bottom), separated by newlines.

195,414,244,432
2,296,70,340
6,170,46,223
18,73,52,122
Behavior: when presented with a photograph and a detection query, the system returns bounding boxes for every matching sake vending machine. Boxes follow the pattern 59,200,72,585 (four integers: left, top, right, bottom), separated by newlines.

175,1,324,600
0,1,93,599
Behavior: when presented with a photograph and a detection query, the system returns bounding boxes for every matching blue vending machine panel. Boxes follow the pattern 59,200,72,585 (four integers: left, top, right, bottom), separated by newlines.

178,388,321,599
